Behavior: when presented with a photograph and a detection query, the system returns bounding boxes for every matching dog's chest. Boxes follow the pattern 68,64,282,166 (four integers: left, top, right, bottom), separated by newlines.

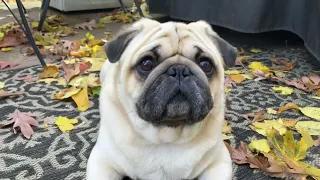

123,146,210,180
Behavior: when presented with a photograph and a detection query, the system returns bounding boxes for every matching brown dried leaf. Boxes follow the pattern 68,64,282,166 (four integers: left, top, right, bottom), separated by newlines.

270,58,296,71
243,110,265,122
301,76,320,90
278,103,300,114
284,79,311,92
0,109,38,139
74,19,97,31
225,75,236,88
309,73,320,85
0,90,24,99
314,137,320,147
23,75,37,83
0,28,27,48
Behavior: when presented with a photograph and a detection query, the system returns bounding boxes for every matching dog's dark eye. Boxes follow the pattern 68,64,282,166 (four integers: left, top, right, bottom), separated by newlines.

137,56,155,74
198,57,213,73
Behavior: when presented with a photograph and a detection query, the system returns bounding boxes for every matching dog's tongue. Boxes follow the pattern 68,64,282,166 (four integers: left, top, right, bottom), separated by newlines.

165,93,190,119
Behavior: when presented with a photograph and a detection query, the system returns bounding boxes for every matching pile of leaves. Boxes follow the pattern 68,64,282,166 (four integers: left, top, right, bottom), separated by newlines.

224,48,320,179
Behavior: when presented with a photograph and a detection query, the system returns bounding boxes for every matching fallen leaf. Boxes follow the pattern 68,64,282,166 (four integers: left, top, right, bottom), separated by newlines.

243,110,265,122
38,64,60,79
91,86,101,96
1,47,12,52
74,19,97,31
278,103,300,113
309,73,320,85
249,62,270,73
281,120,297,127
0,32,4,40
68,74,100,88
57,77,67,86
222,120,232,140
23,75,37,83
0,61,20,69
61,61,80,82
0,28,27,48
82,57,106,72
34,32,59,46
250,48,262,53
295,121,320,136
0,90,24,99
231,74,245,83
272,86,293,95
297,128,314,149
0,110,38,139
248,139,271,153
71,86,90,111
270,58,296,71
267,108,277,115
299,107,320,120
225,70,241,75
0,82,4,89
301,76,320,90
252,119,287,136
55,116,78,132
274,71,286,78
284,79,311,92
225,87,231,93
224,75,236,88
53,87,81,100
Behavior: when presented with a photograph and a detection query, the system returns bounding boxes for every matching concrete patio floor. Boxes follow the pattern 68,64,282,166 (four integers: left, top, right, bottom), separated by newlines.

0,2,128,70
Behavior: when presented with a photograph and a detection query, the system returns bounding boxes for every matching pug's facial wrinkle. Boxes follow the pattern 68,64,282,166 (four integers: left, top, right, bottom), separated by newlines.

136,56,214,127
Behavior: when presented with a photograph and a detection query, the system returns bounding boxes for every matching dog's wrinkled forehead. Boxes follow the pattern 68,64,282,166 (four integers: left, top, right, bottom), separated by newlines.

105,19,237,67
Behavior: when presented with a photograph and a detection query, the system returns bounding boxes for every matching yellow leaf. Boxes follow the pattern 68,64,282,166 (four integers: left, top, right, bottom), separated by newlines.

230,74,245,83
267,108,277,114
91,45,102,53
242,73,255,80
250,48,262,53
222,134,233,140
281,119,297,127
248,139,271,153
248,62,270,73
38,78,58,84
225,87,231,93
63,59,79,65
38,64,59,79
1,47,13,52
85,32,95,41
53,87,81,100
82,57,106,72
299,107,320,120
0,32,4,41
68,74,100,88
297,128,314,149
278,102,300,113
295,121,320,136
224,70,241,75
297,161,320,179
70,50,90,58
252,119,287,136
222,120,233,140
31,21,39,28
71,86,89,111
55,116,78,132
57,77,67,86
0,82,4,89
272,86,293,95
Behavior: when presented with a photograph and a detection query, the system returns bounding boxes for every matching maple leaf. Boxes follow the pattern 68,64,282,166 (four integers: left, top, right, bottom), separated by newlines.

0,110,38,139
0,90,24,99
0,61,20,69
74,19,97,31
284,79,311,92
0,28,27,48
270,57,296,71
243,110,265,122
61,61,92,82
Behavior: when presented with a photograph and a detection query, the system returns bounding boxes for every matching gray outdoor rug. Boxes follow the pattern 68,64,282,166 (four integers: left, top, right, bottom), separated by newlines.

0,42,320,180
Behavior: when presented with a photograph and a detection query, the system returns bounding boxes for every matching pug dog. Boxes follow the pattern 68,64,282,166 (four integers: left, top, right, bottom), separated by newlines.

87,18,237,180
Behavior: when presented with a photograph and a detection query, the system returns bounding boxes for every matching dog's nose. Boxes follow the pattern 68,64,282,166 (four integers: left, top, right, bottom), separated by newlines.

166,65,191,78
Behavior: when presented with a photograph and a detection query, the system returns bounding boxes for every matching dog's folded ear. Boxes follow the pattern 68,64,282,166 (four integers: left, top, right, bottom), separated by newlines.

206,30,238,68
105,29,139,63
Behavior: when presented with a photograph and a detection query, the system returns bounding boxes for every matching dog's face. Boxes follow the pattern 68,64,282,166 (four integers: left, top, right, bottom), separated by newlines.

101,19,237,142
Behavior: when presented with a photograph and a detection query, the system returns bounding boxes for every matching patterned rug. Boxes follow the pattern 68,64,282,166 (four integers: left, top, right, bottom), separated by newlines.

0,43,320,180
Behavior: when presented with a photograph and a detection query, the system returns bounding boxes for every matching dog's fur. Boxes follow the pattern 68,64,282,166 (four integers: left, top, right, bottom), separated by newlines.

87,18,237,180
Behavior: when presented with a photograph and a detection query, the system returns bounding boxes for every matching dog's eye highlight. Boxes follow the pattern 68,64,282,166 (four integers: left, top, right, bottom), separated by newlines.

137,56,155,75
198,57,213,73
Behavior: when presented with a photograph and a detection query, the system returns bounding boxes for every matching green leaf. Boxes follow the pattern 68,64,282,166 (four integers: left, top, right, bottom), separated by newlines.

92,87,101,96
